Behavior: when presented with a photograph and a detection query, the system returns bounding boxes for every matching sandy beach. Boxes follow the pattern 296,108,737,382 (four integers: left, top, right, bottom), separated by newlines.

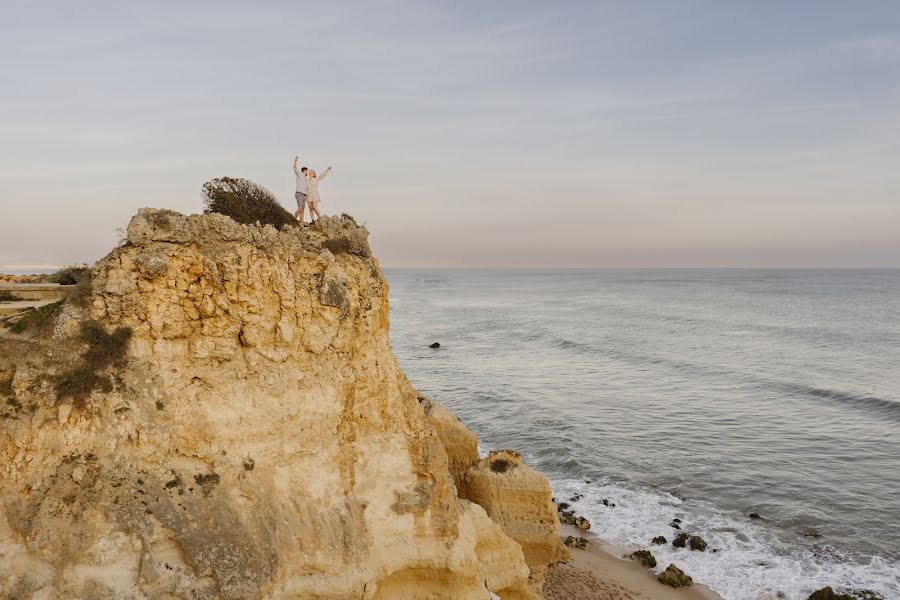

544,525,722,600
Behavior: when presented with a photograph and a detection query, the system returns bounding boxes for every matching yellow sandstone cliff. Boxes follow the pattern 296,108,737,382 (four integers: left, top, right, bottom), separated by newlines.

0,209,564,599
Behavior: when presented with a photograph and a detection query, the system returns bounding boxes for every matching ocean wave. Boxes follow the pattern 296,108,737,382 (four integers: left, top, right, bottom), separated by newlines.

781,383,900,422
551,477,900,600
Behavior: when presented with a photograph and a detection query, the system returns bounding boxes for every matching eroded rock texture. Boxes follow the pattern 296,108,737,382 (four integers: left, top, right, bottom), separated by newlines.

460,450,570,594
0,209,548,600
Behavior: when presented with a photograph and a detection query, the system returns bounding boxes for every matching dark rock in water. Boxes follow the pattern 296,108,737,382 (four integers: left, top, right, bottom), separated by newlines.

749,512,763,520
672,518,682,523
557,502,570,511
629,550,657,569
651,535,667,545
559,511,576,525
658,564,693,588
806,587,855,600
853,590,884,600
710,548,720,553
574,516,591,531
602,498,616,507
672,532,690,548
670,521,682,530
563,535,591,550
570,493,583,502
584,479,592,484
429,342,440,348
689,535,707,551
799,529,823,538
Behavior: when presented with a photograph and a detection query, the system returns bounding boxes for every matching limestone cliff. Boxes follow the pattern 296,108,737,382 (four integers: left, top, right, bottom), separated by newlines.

460,451,570,593
0,209,562,600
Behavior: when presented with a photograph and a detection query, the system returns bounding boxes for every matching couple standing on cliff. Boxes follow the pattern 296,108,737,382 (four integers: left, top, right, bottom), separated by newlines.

293,155,332,226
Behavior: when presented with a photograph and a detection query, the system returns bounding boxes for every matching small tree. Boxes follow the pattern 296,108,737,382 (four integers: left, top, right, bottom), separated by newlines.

202,177,296,229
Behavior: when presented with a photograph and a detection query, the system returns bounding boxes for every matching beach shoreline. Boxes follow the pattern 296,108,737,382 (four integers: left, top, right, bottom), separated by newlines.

544,524,723,600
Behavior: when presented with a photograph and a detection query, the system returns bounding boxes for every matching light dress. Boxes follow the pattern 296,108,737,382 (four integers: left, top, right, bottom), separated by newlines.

307,167,331,203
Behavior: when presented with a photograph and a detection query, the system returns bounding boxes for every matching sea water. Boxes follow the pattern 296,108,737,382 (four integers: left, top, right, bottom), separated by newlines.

385,269,900,600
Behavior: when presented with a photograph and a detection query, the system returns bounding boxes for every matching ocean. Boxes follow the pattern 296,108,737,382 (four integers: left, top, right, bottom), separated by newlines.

385,269,900,600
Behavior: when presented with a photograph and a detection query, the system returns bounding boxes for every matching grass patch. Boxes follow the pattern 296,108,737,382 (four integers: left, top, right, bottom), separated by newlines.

55,320,132,406
0,291,22,302
8,300,65,334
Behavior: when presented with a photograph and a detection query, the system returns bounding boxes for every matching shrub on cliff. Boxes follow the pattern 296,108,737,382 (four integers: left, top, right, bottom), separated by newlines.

48,265,90,285
55,320,132,406
202,177,296,229
7,300,65,335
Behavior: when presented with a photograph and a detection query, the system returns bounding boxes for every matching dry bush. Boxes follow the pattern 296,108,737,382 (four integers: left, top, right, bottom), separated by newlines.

202,176,296,229
48,265,90,286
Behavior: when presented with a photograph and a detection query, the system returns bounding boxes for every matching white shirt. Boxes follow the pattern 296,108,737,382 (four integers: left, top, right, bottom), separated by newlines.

295,171,309,194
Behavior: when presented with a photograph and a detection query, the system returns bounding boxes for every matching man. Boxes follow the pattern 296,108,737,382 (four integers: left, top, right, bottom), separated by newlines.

293,155,309,224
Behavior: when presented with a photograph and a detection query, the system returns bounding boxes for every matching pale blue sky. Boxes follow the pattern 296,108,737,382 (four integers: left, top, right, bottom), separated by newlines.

1,1,899,267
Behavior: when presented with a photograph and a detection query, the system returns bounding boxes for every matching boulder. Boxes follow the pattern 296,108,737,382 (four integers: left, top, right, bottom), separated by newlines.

651,535,667,545
689,535,708,551
658,564,693,588
749,512,763,520
574,516,592,531
629,550,657,568
670,521,682,529
806,587,855,600
673,532,690,548
429,342,440,348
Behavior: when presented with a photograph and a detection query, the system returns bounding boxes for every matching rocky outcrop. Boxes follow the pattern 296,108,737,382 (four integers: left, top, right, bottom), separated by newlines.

421,395,478,492
0,209,551,600
459,450,569,594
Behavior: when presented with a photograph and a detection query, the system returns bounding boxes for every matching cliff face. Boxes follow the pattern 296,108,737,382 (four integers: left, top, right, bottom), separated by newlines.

0,209,562,600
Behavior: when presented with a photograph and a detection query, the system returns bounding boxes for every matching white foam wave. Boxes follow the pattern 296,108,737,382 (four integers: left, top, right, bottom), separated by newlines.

551,478,899,600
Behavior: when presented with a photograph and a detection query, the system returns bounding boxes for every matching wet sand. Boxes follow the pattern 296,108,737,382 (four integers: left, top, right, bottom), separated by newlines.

543,525,723,600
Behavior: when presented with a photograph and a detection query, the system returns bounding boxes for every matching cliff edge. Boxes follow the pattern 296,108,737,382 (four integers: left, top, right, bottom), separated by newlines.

0,209,565,600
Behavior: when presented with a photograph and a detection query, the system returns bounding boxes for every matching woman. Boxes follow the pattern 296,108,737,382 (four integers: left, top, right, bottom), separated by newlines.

306,166,331,224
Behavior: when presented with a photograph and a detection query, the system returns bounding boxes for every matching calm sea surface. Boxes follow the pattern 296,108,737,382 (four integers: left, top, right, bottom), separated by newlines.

385,269,900,600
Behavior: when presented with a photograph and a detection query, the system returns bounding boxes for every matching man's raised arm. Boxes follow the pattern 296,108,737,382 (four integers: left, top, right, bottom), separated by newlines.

293,155,300,176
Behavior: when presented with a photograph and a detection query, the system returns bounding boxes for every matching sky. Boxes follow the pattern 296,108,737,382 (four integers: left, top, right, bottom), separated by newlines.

1,0,899,268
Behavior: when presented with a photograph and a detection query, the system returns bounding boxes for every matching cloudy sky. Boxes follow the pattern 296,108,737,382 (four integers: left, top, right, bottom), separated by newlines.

1,1,899,267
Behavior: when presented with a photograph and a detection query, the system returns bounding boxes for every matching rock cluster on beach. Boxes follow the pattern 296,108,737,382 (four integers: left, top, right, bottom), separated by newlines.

563,535,591,550
0,209,567,599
